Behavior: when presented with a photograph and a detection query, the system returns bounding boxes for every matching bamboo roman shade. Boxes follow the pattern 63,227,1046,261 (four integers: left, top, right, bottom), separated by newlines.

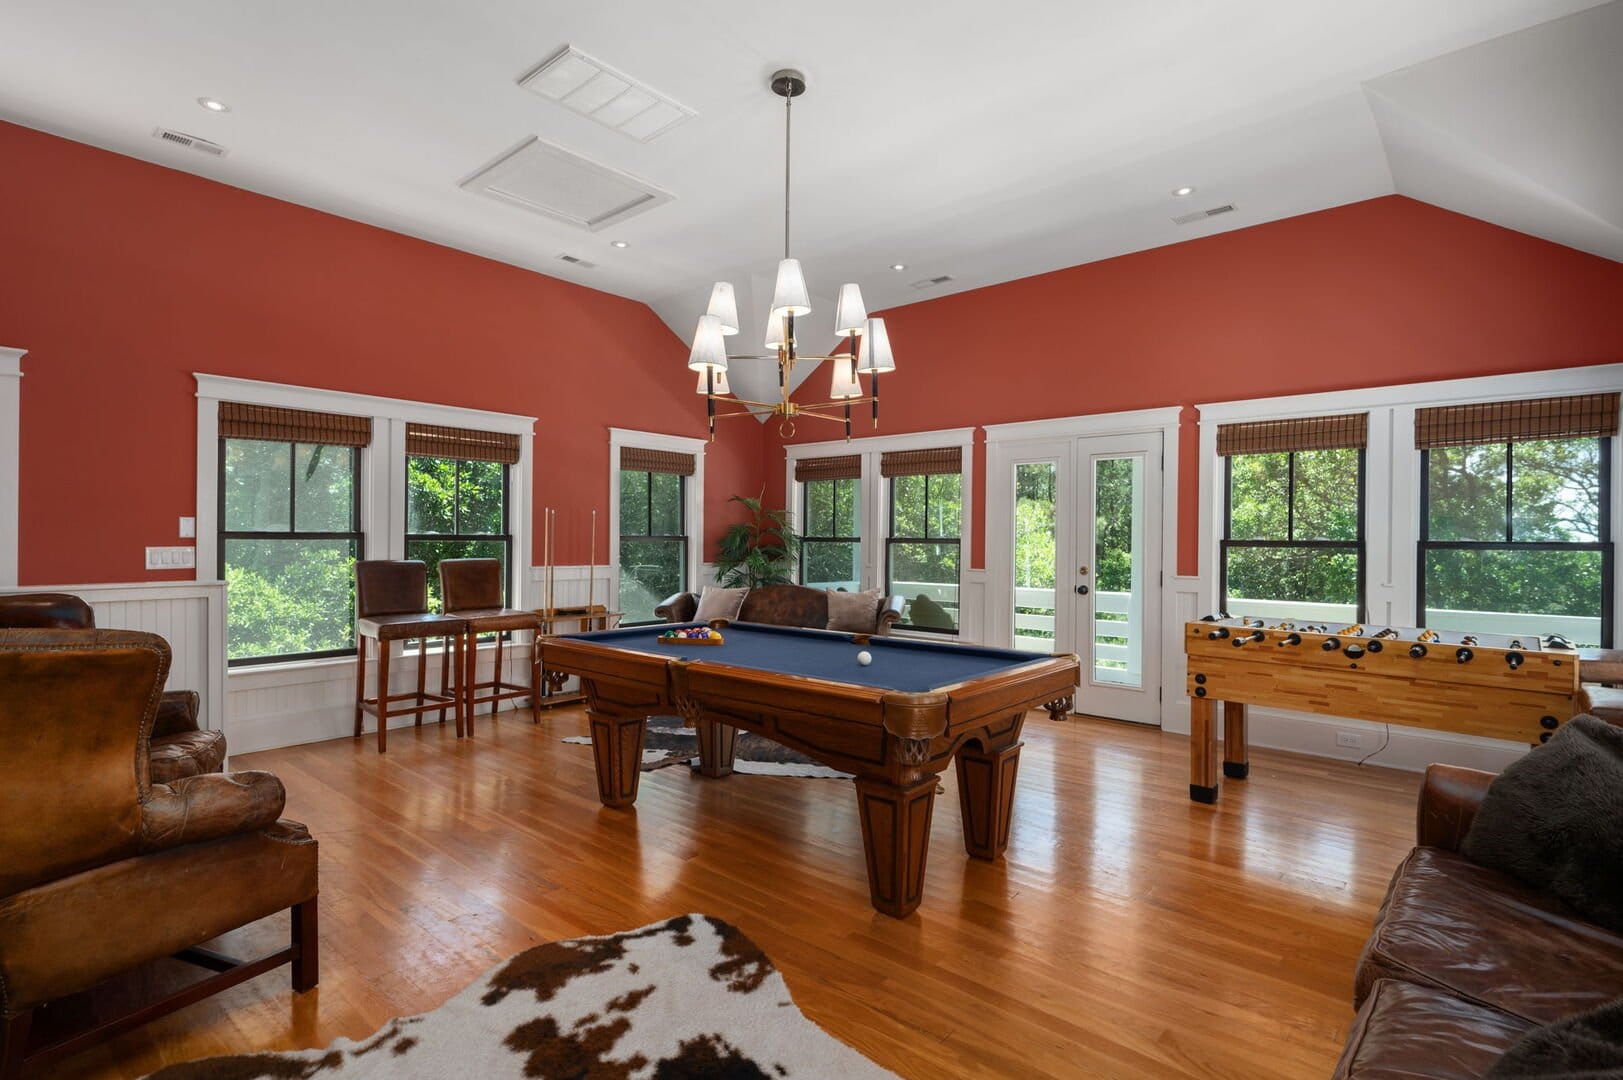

879,447,962,478
795,454,862,483
405,423,521,465
1414,393,1621,450
218,402,371,447
1216,413,1368,456
620,447,696,476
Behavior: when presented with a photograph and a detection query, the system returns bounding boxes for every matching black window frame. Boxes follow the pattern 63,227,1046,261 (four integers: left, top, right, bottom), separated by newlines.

618,468,688,627
1417,437,1613,647
799,476,862,588
1220,449,1367,620
219,438,364,667
404,455,513,616
886,471,962,635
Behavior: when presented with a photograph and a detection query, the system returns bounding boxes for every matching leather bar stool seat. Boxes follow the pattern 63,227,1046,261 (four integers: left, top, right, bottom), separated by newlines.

438,558,542,732
354,561,467,752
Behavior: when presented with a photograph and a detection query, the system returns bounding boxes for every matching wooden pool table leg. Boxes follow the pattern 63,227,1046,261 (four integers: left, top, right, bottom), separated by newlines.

854,775,937,919
1190,695,1219,803
695,718,737,778
585,686,648,807
956,739,1022,860
1223,701,1249,780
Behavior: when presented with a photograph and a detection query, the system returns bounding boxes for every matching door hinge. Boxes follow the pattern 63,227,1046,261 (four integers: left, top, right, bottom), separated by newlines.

1158,687,1163,701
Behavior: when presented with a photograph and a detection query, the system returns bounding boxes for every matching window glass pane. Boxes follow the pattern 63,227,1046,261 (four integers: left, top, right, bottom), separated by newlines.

224,440,292,532
407,538,507,613
1224,547,1359,623
1424,548,1604,647
804,480,833,537
1227,452,1288,540
292,444,352,532
927,474,963,538
891,542,960,631
1428,444,1507,541
891,474,925,536
618,537,684,624
458,460,505,535
650,473,683,535
1510,438,1602,543
224,538,357,661
1013,463,1058,653
1094,456,1145,686
803,541,861,591
407,456,457,535
619,470,650,536
833,477,859,536
1292,449,1359,541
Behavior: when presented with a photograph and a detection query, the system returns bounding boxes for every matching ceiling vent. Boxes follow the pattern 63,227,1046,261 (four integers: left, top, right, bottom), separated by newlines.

461,137,674,232
152,127,226,157
519,45,696,142
911,274,954,289
1172,203,1235,226
555,253,597,269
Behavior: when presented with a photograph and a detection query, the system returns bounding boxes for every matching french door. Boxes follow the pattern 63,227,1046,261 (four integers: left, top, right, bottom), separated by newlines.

1002,431,1163,724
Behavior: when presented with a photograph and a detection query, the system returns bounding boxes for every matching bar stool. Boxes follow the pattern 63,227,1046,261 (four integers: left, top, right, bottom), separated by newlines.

438,558,542,735
354,560,468,753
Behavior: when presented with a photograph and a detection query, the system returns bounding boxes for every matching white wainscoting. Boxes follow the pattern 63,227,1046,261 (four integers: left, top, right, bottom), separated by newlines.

0,581,227,733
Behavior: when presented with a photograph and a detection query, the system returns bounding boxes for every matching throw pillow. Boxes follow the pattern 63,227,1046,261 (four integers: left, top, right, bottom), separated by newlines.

1461,714,1623,932
907,593,955,630
693,585,748,624
826,588,883,633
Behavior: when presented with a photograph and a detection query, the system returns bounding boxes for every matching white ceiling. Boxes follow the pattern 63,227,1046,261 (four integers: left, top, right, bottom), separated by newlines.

0,0,1616,406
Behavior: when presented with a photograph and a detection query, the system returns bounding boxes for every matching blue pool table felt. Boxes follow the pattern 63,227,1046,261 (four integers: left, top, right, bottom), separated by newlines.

564,622,1048,693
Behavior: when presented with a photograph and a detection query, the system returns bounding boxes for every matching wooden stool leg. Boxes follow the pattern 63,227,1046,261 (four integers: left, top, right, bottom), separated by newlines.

439,636,451,725
530,633,542,723
491,633,504,717
414,638,427,726
353,635,368,738
453,634,466,738
291,897,319,992
376,642,391,754
463,631,476,738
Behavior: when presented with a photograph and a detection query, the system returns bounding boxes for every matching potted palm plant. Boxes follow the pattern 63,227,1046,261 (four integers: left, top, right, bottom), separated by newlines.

714,493,801,588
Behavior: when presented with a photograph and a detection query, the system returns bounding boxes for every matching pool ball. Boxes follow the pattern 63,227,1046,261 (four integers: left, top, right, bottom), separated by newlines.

856,650,873,667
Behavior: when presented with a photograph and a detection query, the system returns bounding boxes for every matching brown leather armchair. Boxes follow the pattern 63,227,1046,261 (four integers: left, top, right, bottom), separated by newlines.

0,592,226,782
0,629,318,1078
655,584,906,635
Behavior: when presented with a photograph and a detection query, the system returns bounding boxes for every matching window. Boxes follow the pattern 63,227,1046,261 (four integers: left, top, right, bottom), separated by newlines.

617,447,692,625
221,434,363,665
1012,462,1058,652
1417,394,1615,647
796,455,862,591
406,456,510,612
1219,414,1366,623
884,448,963,633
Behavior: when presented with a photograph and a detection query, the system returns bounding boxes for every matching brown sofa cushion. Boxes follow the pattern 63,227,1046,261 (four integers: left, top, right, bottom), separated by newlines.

1356,847,1623,1024
826,588,883,633
738,584,828,629
1334,978,1534,1080
149,728,227,784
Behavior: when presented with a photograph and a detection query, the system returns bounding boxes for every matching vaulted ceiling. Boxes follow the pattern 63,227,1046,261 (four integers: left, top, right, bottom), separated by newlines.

1,0,1617,407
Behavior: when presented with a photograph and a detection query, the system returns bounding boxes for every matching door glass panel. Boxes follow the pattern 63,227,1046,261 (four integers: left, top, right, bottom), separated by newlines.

1013,462,1058,654
1093,455,1145,688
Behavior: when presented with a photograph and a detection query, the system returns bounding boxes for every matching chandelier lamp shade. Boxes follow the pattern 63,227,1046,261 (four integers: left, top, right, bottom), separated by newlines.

688,67,898,440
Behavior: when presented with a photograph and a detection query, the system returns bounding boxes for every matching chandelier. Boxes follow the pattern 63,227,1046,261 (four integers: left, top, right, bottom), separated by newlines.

686,68,896,440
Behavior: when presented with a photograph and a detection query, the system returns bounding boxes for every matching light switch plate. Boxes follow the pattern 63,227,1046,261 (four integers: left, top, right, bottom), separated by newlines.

145,546,196,570
179,516,196,538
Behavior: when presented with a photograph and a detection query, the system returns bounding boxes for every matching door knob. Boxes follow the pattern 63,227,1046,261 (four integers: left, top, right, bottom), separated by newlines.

1075,584,1090,595
1078,566,1090,576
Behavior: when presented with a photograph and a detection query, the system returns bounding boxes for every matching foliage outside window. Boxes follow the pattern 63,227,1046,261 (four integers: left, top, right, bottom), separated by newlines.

222,439,361,664
888,472,962,633
1222,449,1364,622
619,469,686,625
1420,438,1611,647
1013,463,1058,651
405,456,510,613
801,478,861,591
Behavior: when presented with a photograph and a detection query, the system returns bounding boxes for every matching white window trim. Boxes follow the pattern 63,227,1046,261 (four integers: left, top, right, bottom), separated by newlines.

0,347,24,586
195,373,536,664
609,427,706,622
783,427,976,633
1196,363,1623,635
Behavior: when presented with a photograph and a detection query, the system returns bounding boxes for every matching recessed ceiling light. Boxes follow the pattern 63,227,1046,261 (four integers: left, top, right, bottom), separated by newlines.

197,97,230,113
890,263,907,271
1172,186,1196,197
610,240,629,248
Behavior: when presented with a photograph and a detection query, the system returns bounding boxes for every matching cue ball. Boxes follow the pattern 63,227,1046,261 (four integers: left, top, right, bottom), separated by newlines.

856,650,873,666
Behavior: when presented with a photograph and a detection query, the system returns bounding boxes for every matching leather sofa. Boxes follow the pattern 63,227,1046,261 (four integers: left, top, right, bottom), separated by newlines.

0,592,226,782
1334,764,1623,1078
655,583,906,635
0,628,318,1078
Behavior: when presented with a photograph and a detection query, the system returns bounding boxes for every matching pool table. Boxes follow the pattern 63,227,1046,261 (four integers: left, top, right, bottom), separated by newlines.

541,622,1079,917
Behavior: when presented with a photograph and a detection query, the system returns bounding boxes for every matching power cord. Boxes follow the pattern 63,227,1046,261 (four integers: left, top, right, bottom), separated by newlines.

1357,723,1392,767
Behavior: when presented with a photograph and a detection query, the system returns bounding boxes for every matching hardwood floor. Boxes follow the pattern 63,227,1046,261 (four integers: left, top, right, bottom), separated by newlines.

54,709,1419,1079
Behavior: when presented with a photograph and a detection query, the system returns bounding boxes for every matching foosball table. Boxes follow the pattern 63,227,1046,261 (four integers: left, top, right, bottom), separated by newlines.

1183,616,1588,803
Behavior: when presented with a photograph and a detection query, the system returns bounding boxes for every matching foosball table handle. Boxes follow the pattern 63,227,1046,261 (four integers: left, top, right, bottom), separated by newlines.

1409,643,1428,659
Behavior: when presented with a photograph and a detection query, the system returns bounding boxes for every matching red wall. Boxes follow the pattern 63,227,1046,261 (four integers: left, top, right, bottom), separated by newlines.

0,121,764,584
768,196,1623,575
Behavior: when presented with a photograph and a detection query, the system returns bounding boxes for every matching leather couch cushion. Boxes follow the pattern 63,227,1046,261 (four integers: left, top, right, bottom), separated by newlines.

357,611,466,641
149,728,228,784
738,584,828,630
827,588,883,633
694,586,749,623
1334,978,1533,1080
1356,847,1623,1024
449,607,540,633
1587,684,1623,725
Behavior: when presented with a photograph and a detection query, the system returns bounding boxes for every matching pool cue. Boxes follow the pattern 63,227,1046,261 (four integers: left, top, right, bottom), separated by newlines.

587,509,596,627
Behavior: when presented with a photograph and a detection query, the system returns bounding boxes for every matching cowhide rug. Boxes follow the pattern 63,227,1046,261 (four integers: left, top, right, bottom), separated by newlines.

146,915,895,1079
563,723,851,779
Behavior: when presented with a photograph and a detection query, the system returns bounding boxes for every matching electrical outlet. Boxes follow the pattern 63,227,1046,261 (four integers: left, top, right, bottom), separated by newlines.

1335,731,1362,749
